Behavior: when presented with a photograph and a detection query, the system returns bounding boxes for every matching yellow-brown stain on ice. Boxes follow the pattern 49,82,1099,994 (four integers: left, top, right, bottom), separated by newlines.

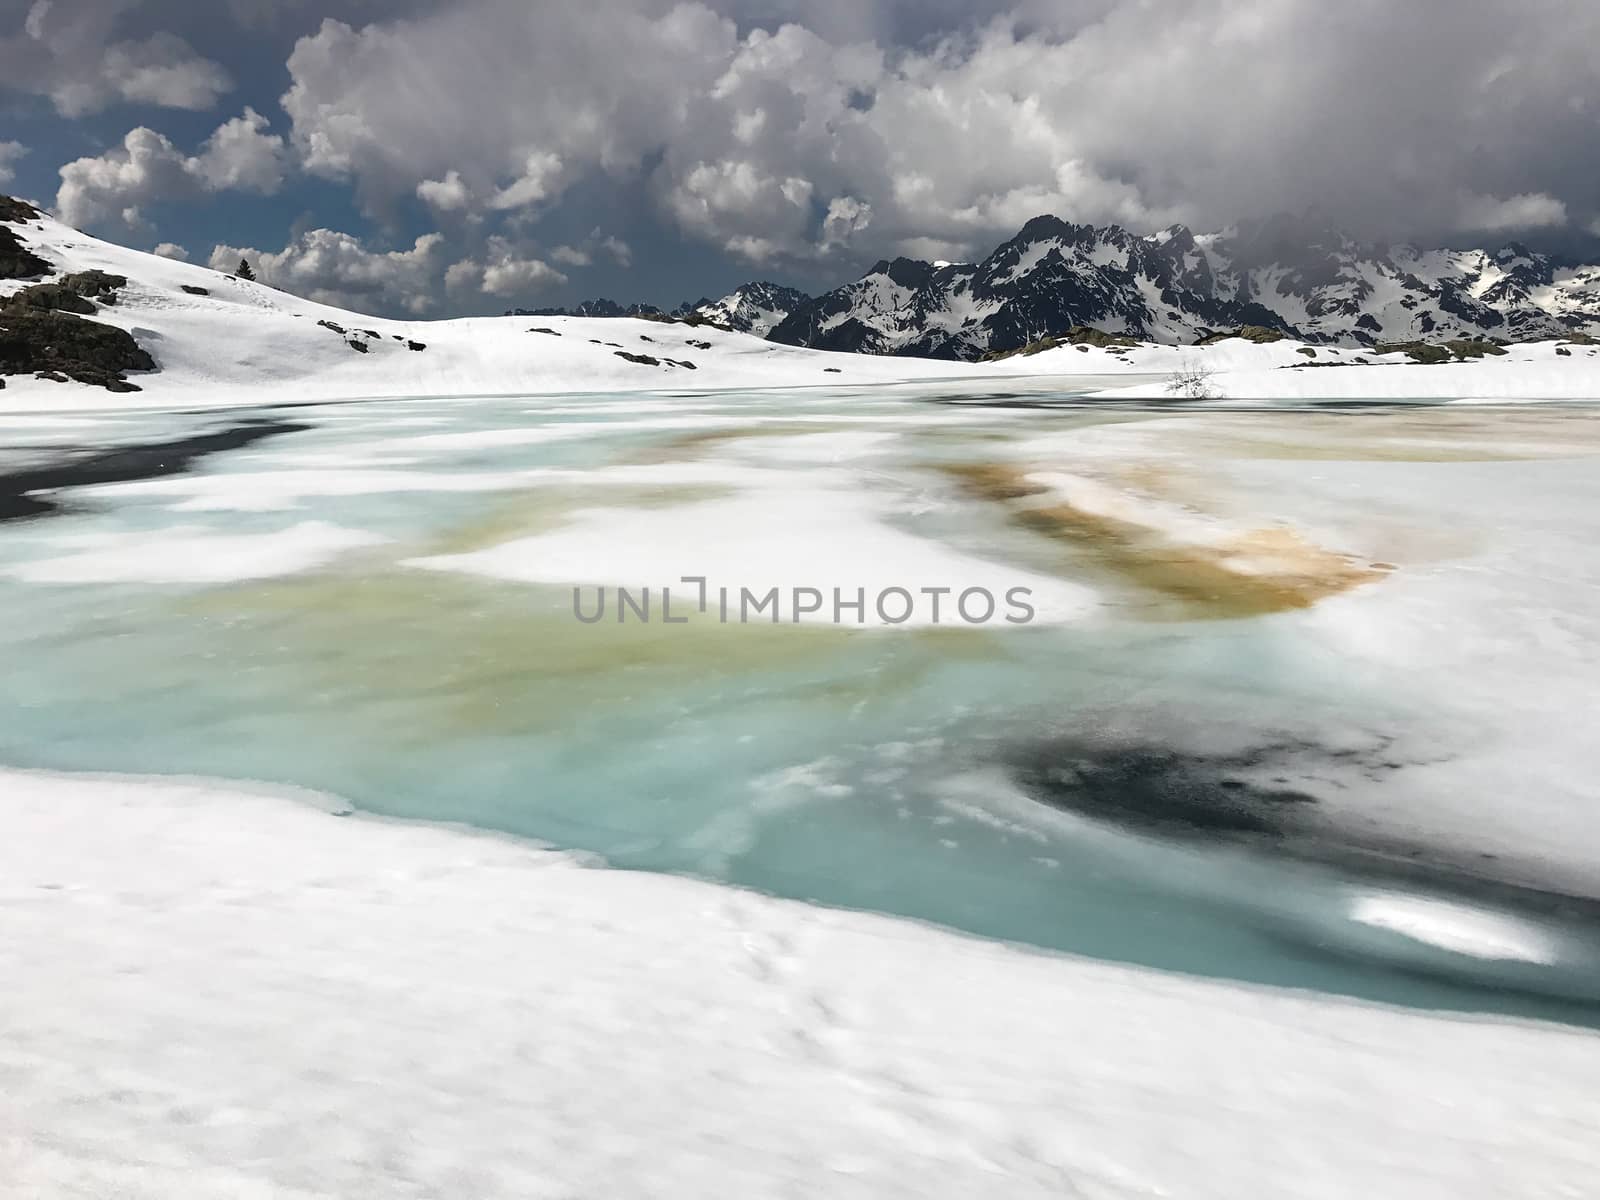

944,461,1386,619
180,569,998,739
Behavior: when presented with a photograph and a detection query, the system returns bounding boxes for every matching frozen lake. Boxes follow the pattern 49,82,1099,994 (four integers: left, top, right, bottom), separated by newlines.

5,384,1600,1024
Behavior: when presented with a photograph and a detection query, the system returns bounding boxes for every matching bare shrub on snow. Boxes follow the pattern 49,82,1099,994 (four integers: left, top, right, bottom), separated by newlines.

1166,357,1218,399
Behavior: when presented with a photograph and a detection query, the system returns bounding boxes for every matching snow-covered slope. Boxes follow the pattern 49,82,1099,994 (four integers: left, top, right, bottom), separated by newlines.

0,206,969,409
769,214,1600,360
7,766,1599,1199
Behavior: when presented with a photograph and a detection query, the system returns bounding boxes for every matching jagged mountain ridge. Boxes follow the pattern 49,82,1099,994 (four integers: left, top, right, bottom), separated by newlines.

517,213,1600,361
510,281,811,336
768,214,1600,360
511,298,668,320
681,281,811,336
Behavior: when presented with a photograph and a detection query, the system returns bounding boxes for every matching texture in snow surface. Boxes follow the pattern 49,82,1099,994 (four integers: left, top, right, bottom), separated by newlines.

4,768,1600,1200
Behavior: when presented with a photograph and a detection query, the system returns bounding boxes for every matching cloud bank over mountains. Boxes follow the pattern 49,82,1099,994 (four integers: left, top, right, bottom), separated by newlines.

6,0,1599,315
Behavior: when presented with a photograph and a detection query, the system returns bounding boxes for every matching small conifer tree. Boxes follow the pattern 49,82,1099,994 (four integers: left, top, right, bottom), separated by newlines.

236,257,256,281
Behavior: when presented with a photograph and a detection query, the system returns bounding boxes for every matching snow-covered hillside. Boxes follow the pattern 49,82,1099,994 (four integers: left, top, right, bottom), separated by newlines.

0,202,963,409
769,214,1600,359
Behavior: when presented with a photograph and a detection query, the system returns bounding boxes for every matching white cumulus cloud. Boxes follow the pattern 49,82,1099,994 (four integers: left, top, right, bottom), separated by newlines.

56,109,287,232
489,152,566,212
1,3,231,117
281,4,736,216
209,228,449,315
193,109,289,192
417,170,472,212
445,236,567,298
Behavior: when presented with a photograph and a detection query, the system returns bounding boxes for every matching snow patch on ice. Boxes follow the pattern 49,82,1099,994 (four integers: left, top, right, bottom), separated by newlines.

1349,893,1560,965
6,521,388,583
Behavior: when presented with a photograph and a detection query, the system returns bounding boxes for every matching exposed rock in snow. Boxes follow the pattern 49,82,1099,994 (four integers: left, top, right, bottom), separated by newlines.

1,196,53,280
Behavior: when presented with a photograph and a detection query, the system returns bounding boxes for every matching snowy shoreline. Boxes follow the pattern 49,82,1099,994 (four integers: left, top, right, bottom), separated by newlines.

5,764,1600,1198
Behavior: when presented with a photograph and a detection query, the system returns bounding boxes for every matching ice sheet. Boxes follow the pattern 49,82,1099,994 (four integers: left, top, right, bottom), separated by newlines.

408,485,1097,627
5,521,388,583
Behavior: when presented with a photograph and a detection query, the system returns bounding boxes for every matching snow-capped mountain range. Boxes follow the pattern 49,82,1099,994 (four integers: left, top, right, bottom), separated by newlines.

768,214,1600,360
533,214,1600,362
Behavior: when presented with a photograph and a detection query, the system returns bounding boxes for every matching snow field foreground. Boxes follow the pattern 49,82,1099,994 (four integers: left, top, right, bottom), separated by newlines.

4,768,1599,1199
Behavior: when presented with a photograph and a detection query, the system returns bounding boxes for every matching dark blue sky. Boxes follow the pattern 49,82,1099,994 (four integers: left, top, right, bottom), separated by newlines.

5,1,1598,318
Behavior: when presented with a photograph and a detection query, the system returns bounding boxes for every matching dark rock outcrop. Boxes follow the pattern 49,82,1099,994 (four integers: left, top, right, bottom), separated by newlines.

0,195,41,223
1196,324,1287,346
1,226,52,280
0,195,51,278
0,308,157,392
4,271,129,317
1376,338,1509,364
4,283,96,315
60,270,127,302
